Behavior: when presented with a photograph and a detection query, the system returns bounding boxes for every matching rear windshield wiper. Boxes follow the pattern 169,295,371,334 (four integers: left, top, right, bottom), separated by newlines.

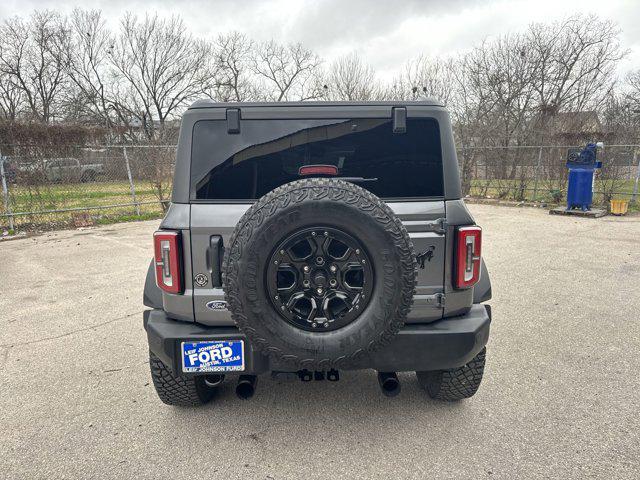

336,177,378,183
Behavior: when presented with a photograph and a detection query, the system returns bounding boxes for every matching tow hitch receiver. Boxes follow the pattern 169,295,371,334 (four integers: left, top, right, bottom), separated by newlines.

270,369,340,382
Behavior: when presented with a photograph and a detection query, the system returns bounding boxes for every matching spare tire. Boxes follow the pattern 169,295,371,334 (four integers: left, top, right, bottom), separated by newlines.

222,178,416,369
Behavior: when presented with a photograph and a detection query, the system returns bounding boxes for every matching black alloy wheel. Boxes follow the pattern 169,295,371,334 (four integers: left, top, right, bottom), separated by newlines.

266,227,374,331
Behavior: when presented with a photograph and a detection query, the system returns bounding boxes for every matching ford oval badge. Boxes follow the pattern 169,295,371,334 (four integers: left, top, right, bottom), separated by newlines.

206,300,228,311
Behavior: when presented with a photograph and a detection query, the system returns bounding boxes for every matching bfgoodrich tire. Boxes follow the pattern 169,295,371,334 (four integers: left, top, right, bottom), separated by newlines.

149,352,216,406
223,178,417,370
416,348,486,401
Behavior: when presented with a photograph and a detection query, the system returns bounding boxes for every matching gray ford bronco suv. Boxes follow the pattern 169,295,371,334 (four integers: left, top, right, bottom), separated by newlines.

143,100,491,406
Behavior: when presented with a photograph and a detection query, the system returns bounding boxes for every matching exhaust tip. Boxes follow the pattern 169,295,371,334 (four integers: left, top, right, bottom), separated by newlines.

377,372,401,397
203,374,225,388
236,375,257,399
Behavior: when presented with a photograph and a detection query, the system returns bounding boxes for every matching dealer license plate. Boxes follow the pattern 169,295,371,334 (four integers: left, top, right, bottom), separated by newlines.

181,340,245,373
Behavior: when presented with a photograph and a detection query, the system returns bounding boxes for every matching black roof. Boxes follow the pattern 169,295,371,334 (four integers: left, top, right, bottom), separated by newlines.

188,99,445,109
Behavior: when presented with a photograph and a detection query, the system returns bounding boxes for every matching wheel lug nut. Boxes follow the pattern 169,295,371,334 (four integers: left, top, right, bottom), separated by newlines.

280,249,285,255
324,322,329,328
312,322,317,328
330,265,337,273
303,265,310,272
324,231,328,236
303,280,310,287
316,288,323,295
355,249,360,254
329,279,337,287
312,232,317,236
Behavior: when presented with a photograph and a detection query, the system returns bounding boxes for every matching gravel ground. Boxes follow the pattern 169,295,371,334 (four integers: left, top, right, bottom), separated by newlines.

1,204,639,480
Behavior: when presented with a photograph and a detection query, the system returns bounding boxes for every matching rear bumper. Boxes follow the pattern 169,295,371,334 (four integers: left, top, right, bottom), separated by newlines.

144,304,491,375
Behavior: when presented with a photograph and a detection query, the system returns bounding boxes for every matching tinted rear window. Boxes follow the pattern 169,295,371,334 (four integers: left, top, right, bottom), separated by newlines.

191,118,442,200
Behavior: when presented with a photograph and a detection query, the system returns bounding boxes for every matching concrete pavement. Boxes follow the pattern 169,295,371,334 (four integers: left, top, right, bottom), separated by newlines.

1,204,639,479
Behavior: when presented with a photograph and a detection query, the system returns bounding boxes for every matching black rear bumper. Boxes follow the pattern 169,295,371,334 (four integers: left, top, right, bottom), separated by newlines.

144,304,491,375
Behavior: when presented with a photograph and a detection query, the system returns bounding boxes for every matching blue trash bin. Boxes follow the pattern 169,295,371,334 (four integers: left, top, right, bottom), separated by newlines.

566,143,602,211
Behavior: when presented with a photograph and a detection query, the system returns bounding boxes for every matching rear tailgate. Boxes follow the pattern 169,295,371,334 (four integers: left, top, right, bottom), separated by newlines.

190,201,445,326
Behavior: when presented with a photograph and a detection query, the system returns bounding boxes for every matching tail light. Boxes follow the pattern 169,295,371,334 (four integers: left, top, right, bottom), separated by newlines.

153,231,183,294
455,226,482,289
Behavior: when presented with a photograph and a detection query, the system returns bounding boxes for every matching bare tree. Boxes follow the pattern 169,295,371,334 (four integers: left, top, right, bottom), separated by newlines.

441,35,539,197
446,54,490,194
65,9,120,129
528,15,626,117
0,11,70,123
206,32,256,102
109,13,212,139
602,89,640,144
625,69,640,111
387,55,456,104
326,52,379,101
0,72,24,120
252,41,322,101
468,35,536,146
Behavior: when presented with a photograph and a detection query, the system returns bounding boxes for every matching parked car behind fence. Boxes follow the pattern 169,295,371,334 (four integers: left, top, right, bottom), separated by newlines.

17,157,104,183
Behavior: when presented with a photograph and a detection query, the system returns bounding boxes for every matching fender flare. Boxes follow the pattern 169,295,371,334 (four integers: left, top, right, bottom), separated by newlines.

143,258,163,309
473,259,492,304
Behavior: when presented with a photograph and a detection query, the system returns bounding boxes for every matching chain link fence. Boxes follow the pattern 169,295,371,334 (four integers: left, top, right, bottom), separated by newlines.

458,144,640,206
0,144,176,232
1,143,639,232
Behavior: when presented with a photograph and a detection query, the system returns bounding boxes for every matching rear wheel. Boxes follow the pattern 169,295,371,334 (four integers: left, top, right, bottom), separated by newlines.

149,352,217,406
416,348,486,401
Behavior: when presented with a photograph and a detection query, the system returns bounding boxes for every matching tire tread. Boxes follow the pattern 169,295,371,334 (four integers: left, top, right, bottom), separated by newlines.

417,348,486,401
149,352,214,406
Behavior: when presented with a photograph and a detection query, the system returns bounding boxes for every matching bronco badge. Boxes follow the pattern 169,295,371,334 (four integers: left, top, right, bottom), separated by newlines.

194,273,208,287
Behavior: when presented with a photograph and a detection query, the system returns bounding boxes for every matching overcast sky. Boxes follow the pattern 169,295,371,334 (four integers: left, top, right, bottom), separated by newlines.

2,0,640,80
